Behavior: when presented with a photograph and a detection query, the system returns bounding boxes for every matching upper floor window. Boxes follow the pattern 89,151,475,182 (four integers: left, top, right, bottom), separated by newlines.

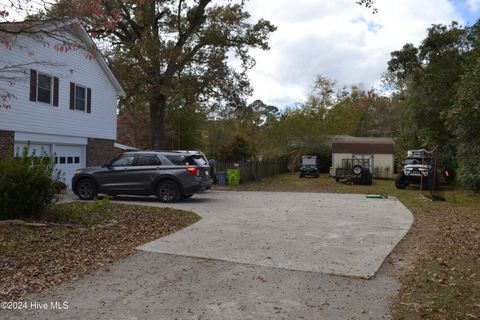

75,85,86,111
37,73,52,104
70,82,91,113
29,69,59,106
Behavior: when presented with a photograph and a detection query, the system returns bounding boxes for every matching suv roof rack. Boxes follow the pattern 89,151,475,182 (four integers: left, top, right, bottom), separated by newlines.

407,149,434,158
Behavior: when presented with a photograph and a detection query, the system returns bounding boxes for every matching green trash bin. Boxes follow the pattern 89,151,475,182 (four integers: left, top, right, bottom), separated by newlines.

227,168,240,186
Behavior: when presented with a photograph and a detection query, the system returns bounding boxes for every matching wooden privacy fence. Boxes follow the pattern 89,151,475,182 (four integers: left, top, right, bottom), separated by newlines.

215,158,289,183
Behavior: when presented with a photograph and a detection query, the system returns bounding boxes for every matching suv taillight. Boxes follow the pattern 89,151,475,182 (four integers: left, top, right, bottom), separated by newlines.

186,167,199,176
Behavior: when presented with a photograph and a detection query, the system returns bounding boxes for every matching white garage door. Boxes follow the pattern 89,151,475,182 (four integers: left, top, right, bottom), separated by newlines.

14,143,84,189
54,145,85,189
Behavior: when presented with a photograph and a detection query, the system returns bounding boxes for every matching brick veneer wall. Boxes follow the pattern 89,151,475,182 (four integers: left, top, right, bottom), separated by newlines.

86,138,115,166
0,130,14,158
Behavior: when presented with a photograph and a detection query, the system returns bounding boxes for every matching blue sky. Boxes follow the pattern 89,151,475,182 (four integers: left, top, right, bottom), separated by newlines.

450,0,480,25
450,0,479,24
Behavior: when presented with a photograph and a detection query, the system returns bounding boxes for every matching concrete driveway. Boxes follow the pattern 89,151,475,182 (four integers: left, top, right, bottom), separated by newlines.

137,191,412,279
8,190,413,319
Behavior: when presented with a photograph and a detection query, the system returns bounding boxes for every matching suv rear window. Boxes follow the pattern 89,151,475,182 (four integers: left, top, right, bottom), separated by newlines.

165,155,207,166
187,155,207,166
165,155,185,165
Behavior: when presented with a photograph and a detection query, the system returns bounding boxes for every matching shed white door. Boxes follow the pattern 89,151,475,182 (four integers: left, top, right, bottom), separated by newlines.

54,145,85,188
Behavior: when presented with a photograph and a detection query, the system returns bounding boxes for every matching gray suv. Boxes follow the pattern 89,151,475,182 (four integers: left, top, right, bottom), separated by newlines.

72,151,211,202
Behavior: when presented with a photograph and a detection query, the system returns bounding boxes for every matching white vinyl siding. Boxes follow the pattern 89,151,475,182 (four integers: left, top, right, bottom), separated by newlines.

0,32,117,140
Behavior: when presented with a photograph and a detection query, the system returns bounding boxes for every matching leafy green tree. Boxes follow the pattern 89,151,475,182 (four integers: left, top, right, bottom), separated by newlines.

385,22,471,171
166,102,206,150
394,24,464,145
307,75,336,112
383,20,480,188
48,0,276,149
447,58,480,191
387,43,421,83
218,133,252,161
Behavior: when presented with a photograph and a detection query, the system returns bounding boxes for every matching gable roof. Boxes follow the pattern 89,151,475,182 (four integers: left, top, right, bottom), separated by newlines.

0,19,125,97
332,136,395,154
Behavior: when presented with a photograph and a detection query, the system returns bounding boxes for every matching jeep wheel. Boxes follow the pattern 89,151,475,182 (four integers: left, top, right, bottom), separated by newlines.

76,178,98,200
395,175,407,189
157,180,180,203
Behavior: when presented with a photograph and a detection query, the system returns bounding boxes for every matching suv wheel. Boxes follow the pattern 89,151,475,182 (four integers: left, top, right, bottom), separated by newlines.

157,180,180,203
76,178,98,200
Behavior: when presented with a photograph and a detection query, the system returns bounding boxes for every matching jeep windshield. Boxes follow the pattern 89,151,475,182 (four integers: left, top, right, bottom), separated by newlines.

405,158,433,166
302,158,316,166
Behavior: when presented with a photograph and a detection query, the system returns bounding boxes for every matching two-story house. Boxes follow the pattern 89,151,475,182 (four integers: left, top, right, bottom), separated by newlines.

0,19,125,187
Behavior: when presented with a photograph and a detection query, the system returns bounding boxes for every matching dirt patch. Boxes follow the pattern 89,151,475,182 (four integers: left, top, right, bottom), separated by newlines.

0,204,200,301
388,198,480,319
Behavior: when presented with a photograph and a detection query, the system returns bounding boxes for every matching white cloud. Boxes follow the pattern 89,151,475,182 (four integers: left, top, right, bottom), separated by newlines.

243,0,464,107
467,0,480,12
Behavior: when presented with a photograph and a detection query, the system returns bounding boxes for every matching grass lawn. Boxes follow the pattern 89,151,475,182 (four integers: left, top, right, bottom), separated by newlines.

0,202,200,301
216,173,480,319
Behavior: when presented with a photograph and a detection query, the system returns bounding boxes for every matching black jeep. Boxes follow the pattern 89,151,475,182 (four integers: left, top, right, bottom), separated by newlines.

299,155,320,178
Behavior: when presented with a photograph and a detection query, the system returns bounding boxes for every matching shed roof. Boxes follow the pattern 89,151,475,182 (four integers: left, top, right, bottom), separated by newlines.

332,137,394,154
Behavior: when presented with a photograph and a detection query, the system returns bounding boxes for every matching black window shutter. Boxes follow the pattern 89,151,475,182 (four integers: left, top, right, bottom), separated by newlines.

87,88,92,113
53,77,59,107
69,82,75,110
29,69,37,102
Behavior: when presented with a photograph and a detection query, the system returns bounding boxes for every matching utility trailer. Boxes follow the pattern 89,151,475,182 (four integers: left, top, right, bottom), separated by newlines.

335,156,373,185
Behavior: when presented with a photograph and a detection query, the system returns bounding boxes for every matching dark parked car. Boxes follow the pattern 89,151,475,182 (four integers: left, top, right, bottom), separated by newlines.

72,151,211,202
299,155,320,178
